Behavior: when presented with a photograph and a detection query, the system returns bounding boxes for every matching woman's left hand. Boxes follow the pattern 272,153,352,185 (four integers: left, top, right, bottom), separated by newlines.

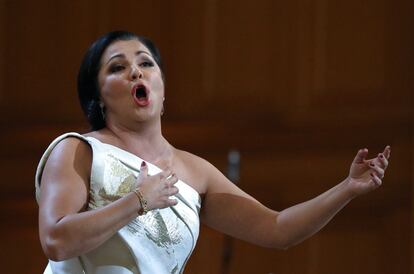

346,146,391,196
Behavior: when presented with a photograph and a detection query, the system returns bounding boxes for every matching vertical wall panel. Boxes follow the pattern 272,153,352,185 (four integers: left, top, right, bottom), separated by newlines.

0,0,412,273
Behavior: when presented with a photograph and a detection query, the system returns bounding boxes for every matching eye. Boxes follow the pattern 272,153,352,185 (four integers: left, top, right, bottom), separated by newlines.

140,61,154,68
109,64,125,73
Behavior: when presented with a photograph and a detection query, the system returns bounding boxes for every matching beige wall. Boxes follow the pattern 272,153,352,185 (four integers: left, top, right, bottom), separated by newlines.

0,0,412,273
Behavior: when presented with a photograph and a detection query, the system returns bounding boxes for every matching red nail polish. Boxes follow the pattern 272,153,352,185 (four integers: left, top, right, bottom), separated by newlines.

379,154,384,158
141,161,146,167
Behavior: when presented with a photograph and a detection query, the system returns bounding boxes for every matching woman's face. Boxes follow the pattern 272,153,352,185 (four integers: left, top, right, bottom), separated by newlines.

97,39,164,126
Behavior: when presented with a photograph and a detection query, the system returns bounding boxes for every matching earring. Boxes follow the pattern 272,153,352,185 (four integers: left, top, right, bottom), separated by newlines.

161,97,165,116
99,101,105,120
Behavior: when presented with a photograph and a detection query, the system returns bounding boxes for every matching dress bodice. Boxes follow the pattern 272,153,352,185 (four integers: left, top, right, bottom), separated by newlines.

35,132,201,274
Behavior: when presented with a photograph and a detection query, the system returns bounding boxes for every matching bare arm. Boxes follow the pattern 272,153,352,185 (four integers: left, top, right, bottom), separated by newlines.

38,138,178,261
201,146,390,249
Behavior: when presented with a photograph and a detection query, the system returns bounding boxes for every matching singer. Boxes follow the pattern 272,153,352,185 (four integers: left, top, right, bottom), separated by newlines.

35,31,390,274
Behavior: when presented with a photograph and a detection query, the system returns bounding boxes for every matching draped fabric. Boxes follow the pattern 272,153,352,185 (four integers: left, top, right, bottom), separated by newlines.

35,133,201,274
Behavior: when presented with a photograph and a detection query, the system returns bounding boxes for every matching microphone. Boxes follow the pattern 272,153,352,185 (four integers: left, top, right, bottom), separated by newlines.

227,150,240,184
221,150,240,274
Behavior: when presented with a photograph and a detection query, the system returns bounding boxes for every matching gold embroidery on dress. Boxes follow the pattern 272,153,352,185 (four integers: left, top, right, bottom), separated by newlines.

98,154,137,201
85,150,196,273
127,210,183,250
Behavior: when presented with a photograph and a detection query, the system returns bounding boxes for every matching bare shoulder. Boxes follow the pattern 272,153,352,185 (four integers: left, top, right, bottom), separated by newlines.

173,148,241,196
42,136,92,185
172,149,220,194
49,136,91,163
39,136,92,217
174,149,215,171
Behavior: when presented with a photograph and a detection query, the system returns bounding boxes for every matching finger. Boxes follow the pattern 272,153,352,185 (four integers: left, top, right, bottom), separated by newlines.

166,173,178,186
377,153,389,170
167,198,178,206
369,163,384,179
370,172,382,186
383,145,391,159
138,161,148,179
168,186,179,196
353,148,368,164
158,169,172,180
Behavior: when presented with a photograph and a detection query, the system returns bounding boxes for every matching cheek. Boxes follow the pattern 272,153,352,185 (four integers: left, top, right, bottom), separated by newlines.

99,75,124,98
97,73,112,97
150,72,164,95
157,79,165,94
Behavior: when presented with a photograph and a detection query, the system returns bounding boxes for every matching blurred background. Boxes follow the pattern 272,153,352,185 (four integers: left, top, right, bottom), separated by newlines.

0,0,412,273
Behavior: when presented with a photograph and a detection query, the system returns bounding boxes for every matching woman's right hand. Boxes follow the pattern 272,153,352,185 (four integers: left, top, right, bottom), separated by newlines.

135,162,179,211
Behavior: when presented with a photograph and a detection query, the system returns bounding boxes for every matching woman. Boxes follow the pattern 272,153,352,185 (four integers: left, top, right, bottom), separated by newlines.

36,31,390,274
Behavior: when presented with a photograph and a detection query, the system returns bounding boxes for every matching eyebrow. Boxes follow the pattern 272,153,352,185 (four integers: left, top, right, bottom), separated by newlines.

105,50,151,65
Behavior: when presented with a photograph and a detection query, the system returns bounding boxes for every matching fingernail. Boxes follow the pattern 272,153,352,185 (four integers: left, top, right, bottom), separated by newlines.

379,154,384,159
141,161,146,167
370,163,375,167
370,173,374,177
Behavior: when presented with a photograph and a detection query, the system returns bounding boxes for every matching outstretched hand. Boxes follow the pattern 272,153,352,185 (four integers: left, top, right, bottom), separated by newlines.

347,146,391,196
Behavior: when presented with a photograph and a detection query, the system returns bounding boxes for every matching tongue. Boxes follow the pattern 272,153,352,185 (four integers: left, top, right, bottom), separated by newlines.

135,89,147,101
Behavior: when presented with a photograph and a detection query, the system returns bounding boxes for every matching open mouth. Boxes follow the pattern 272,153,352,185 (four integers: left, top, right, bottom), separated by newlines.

132,84,150,106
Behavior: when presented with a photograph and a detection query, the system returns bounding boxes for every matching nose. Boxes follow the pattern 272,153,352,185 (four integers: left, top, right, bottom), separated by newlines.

130,65,143,80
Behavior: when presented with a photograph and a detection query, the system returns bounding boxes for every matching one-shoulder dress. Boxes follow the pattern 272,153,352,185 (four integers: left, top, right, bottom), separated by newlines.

35,132,201,274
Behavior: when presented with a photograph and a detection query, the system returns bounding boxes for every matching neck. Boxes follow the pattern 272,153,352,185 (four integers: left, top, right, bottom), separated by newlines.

103,118,171,163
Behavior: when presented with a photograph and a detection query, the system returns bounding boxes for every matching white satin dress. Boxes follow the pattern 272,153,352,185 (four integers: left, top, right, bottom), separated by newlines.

35,133,201,274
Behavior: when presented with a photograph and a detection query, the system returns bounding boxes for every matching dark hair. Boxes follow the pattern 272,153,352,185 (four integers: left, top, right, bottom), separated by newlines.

77,31,164,130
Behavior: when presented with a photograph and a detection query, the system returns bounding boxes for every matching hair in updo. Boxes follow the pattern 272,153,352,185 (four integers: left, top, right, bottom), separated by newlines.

77,31,164,130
